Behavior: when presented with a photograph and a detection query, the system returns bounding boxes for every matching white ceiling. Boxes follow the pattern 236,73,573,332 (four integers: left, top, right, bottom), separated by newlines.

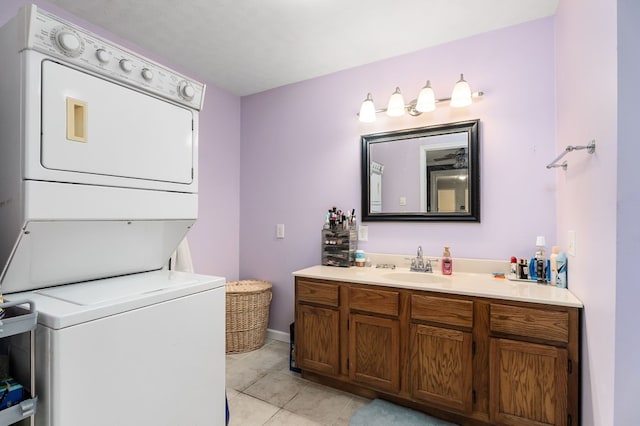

48,0,559,96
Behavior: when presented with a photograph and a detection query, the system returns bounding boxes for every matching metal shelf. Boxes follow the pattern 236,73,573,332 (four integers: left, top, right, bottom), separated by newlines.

0,300,38,426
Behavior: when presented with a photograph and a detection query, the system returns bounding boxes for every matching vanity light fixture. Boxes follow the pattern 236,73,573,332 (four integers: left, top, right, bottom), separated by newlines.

450,74,472,107
386,87,406,117
357,74,483,123
415,80,436,113
358,93,377,123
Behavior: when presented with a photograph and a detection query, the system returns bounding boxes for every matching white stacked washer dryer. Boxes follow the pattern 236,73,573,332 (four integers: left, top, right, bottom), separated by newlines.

0,5,225,425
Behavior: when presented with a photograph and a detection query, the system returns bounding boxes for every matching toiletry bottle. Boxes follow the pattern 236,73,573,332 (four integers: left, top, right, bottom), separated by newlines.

510,256,517,278
518,258,529,280
556,251,567,288
529,257,537,280
535,236,547,284
535,252,545,283
549,246,560,286
546,259,551,282
355,250,365,267
442,247,452,275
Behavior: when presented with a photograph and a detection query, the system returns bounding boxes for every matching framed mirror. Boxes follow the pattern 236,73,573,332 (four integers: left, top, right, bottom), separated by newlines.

361,119,480,222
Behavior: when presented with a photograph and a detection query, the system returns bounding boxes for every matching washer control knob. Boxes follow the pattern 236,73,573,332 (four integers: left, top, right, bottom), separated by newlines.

178,81,195,100
119,59,133,73
95,49,111,64
55,29,83,56
141,68,154,81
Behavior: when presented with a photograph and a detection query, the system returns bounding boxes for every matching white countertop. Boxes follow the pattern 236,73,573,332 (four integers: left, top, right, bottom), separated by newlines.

293,265,583,308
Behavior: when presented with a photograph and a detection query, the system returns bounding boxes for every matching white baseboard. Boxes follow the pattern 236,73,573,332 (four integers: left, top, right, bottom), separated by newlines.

267,328,290,343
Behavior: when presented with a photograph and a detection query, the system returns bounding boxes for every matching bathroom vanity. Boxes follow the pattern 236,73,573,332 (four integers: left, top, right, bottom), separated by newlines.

293,263,582,426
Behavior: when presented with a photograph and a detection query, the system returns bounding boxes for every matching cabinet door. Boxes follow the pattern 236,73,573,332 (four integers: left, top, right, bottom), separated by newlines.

490,338,568,426
349,313,400,393
410,324,473,413
296,304,340,375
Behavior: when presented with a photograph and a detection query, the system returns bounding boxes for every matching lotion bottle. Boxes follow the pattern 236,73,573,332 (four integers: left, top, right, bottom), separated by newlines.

549,246,560,286
442,247,453,275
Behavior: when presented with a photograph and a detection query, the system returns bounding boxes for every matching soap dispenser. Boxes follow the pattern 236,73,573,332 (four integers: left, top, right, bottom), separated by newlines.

442,246,453,275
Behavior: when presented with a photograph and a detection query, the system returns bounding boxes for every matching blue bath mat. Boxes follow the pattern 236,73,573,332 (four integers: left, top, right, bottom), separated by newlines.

350,399,459,426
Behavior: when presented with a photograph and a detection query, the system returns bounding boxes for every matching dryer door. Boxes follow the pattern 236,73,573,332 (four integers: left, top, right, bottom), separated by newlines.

40,60,193,185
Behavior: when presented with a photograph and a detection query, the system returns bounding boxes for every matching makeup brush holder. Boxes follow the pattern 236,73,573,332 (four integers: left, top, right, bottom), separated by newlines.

321,228,357,267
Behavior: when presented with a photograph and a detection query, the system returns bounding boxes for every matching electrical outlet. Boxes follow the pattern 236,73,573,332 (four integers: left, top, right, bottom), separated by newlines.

358,225,368,241
276,224,285,239
399,196,407,206
568,230,576,256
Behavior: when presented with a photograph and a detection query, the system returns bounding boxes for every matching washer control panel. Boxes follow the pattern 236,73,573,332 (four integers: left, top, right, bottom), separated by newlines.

25,6,205,110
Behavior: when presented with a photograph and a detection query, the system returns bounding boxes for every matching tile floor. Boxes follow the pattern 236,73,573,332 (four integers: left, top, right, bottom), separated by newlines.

226,339,370,425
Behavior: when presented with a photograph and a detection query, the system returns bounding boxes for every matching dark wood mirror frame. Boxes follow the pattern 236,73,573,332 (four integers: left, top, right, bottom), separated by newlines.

361,119,480,222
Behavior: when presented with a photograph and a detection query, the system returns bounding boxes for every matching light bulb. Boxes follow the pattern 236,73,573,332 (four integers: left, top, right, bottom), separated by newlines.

358,93,376,123
450,74,472,108
386,87,405,117
415,80,436,113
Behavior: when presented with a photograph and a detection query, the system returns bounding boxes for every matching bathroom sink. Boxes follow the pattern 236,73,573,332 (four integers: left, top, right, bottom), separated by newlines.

381,272,451,284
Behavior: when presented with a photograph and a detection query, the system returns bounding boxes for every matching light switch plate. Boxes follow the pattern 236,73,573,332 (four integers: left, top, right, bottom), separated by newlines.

276,224,285,239
358,225,368,241
568,230,576,256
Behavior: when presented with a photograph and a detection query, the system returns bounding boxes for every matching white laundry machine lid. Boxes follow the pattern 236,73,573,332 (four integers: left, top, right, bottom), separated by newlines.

5,270,225,329
37,271,198,305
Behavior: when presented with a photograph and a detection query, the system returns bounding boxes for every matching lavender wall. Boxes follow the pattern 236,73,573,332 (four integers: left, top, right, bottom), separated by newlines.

163,72,241,279
615,1,640,424
188,86,241,280
556,0,618,424
240,18,557,334
0,0,241,281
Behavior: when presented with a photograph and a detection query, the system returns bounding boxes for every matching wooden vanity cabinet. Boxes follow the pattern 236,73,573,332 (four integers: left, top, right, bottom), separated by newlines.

294,277,580,426
348,286,401,393
295,279,341,376
410,295,474,413
489,303,579,426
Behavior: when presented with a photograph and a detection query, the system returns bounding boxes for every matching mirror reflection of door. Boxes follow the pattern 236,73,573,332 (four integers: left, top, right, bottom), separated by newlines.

430,169,469,212
419,136,469,213
370,161,383,213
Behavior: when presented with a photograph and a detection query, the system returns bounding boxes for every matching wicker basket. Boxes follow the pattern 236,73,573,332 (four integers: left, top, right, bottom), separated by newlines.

225,280,272,353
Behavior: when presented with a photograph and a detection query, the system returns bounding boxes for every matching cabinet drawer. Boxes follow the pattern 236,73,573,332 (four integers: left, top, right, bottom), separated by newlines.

411,294,473,329
349,287,399,316
296,280,339,307
490,304,569,343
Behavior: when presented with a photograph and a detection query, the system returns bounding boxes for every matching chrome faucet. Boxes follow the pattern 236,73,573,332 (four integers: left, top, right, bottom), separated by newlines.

410,245,432,272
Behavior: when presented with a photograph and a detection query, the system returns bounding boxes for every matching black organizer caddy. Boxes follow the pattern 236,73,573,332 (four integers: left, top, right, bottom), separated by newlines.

321,228,357,267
